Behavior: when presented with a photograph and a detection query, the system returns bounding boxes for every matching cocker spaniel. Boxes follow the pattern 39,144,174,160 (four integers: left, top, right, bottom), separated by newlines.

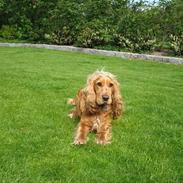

68,70,123,145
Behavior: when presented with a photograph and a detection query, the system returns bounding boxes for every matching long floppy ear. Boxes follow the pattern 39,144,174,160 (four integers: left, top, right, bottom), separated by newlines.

85,77,97,113
112,81,123,119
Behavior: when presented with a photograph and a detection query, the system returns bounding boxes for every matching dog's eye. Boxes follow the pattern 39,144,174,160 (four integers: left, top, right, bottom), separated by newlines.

109,83,113,87
97,82,102,87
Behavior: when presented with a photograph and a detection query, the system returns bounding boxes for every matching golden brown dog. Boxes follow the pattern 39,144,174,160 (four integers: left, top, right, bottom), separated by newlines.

68,71,123,145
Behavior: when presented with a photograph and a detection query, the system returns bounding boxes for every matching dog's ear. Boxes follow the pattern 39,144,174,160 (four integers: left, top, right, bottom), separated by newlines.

85,77,97,113
112,81,123,119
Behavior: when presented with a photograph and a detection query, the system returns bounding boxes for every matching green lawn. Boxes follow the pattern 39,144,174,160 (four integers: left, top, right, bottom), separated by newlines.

0,47,182,183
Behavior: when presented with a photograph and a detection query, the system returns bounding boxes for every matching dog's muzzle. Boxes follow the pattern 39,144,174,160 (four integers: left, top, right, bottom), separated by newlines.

102,95,109,101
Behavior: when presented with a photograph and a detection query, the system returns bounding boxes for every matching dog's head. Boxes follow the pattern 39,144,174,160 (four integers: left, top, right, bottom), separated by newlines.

86,71,123,118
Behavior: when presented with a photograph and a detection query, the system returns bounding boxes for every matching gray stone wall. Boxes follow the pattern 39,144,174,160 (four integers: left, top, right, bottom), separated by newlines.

0,43,183,64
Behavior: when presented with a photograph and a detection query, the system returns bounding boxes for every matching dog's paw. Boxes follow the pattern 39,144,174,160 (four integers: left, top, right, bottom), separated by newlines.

96,139,111,145
68,113,74,119
73,138,87,145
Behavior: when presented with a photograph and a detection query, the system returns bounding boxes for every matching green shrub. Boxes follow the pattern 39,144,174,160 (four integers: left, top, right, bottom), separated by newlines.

169,34,183,55
0,0,182,55
76,27,100,48
76,20,113,48
114,33,156,52
132,37,157,52
51,26,74,45
0,25,19,39
114,34,133,50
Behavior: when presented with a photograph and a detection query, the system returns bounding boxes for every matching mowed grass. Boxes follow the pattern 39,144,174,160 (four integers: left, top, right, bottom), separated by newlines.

0,47,183,183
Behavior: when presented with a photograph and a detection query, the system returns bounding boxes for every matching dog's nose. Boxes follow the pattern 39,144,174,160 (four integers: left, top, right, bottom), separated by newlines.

102,95,109,101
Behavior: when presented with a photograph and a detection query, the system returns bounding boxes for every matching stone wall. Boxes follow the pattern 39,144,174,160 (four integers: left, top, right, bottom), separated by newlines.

0,43,183,64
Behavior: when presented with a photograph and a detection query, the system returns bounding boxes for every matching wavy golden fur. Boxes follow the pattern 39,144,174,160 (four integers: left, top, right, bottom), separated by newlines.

68,70,123,145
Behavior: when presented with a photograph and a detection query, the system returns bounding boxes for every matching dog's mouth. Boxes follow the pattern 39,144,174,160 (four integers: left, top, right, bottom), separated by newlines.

97,100,111,106
97,102,109,111
97,102,109,108
99,102,107,106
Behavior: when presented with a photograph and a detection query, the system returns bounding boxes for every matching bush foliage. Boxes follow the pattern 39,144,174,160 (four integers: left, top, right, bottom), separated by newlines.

0,0,182,55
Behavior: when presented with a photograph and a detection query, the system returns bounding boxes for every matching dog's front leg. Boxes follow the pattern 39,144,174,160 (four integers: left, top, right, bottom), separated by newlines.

96,119,112,145
74,119,91,145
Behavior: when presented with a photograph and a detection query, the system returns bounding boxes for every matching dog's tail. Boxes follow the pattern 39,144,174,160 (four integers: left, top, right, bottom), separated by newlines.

67,98,76,106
